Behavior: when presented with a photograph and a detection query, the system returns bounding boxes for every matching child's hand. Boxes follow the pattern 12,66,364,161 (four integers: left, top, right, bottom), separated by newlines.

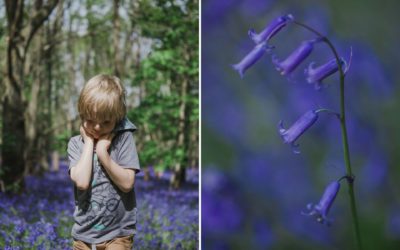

96,133,115,156
80,125,94,144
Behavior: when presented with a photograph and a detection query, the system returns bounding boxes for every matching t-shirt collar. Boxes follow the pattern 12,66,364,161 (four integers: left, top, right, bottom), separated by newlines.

113,117,137,133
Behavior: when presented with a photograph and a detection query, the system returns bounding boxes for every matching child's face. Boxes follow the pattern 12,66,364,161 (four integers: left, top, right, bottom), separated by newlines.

83,118,116,139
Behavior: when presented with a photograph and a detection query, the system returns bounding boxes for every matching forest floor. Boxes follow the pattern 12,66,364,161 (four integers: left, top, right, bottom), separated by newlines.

0,162,199,249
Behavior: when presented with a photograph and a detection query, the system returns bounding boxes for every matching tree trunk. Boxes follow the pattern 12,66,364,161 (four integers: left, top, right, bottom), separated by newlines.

1,0,59,192
113,0,121,77
24,61,42,175
51,151,60,171
190,118,199,168
1,90,26,192
171,76,189,189
1,0,26,193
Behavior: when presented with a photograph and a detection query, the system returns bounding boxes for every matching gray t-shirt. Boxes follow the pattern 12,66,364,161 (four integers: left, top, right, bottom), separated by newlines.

67,118,140,244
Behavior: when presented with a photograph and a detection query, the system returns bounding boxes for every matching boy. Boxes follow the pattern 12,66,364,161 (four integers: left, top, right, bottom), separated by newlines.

67,74,140,250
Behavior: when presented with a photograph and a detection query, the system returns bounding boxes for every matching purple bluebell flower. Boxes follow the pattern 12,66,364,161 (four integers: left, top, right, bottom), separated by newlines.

232,42,273,78
305,58,346,90
302,181,341,226
272,38,321,75
279,110,319,153
248,14,294,44
202,168,243,236
252,220,274,248
387,209,400,237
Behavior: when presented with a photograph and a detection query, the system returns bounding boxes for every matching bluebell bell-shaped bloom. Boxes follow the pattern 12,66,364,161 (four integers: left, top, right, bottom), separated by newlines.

248,14,294,44
232,42,273,78
305,58,346,90
302,181,341,226
279,110,319,153
272,38,321,76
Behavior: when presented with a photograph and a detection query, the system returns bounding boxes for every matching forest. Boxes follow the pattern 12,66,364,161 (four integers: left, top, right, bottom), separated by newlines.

0,0,199,248
0,0,198,192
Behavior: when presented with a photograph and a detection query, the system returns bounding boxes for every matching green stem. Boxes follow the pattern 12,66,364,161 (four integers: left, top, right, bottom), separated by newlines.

293,20,363,250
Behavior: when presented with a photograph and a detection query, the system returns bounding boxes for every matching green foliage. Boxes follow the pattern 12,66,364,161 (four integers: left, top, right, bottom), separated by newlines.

128,91,185,169
129,0,198,171
53,129,73,155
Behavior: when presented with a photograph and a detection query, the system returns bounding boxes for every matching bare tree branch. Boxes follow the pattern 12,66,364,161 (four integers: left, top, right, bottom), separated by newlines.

24,0,60,56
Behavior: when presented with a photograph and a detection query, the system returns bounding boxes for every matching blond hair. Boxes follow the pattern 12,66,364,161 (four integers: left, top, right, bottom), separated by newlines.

78,74,126,123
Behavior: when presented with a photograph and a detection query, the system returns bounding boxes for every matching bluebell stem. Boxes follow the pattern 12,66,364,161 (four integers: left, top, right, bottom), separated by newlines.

292,21,363,250
305,58,346,90
278,110,319,153
302,181,340,226
232,42,273,78
248,14,294,44
272,38,321,76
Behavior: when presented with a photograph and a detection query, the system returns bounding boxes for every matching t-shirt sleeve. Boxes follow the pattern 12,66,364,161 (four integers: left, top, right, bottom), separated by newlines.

67,136,81,173
117,132,140,172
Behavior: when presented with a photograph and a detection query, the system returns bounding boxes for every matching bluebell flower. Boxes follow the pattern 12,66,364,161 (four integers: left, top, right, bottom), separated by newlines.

387,209,400,237
279,110,319,153
305,58,346,90
202,168,243,234
232,42,273,78
272,38,321,75
302,181,341,226
248,14,294,44
252,220,274,248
